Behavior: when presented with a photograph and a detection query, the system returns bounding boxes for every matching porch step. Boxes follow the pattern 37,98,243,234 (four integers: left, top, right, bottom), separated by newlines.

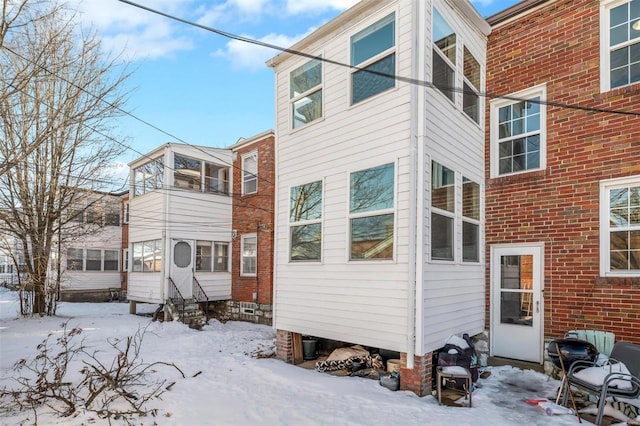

166,298,207,330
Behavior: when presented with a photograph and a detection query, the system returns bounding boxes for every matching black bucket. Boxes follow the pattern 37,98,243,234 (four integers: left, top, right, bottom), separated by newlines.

547,338,598,369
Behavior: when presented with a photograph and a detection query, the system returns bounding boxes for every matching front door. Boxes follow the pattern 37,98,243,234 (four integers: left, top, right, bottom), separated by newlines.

491,244,544,363
171,239,193,298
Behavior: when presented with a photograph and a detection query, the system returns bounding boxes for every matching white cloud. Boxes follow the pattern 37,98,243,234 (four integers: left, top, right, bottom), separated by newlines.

213,32,306,72
284,0,359,15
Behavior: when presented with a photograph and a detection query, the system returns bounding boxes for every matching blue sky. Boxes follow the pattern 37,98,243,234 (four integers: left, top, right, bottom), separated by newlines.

71,0,521,175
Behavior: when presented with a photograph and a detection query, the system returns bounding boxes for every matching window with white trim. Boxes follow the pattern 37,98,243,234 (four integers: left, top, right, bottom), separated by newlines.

600,176,640,275
242,152,258,195
350,13,396,105
490,85,546,177
432,8,456,102
195,241,229,272
241,235,257,275
132,240,162,272
602,0,640,91
462,177,480,262
291,58,322,129
290,180,322,261
133,157,164,197
66,248,120,272
431,161,455,261
349,163,395,260
463,47,481,123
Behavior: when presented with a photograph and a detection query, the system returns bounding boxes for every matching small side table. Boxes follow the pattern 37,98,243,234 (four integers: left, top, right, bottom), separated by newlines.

436,366,472,407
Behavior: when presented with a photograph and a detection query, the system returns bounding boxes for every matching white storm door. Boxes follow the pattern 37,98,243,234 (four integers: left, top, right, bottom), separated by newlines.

491,244,544,363
171,239,194,298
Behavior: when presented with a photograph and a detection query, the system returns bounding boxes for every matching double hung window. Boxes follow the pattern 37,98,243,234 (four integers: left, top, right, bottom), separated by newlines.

66,248,120,271
241,235,257,275
604,0,640,90
432,9,456,102
601,177,640,275
289,181,322,261
291,58,322,129
431,162,455,261
133,157,164,197
491,85,546,177
462,177,480,262
350,13,396,104
463,47,481,123
196,241,229,272
242,152,258,195
349,163,395,260
132,240,162,272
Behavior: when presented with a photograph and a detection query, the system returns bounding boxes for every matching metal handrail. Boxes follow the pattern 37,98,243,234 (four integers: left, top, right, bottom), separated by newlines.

168,277,185,319
192,276,208,303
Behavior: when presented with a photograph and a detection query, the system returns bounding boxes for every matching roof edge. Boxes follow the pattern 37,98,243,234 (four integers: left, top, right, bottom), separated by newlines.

486,0,551,26
228,129,275,150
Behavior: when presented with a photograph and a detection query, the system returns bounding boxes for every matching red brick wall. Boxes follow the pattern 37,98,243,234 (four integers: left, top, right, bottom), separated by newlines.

486,0,640,343
232,135,275,305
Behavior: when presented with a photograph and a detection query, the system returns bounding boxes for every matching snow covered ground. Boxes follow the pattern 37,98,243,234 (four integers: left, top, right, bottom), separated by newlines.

0,288,603,425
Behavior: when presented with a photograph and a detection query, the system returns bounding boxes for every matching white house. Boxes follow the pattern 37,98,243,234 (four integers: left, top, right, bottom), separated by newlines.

126,144,232,322
267,0,490,395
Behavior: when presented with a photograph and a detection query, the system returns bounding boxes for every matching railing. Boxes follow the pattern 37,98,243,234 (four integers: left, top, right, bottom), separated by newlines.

193,276,209,316
168,277,185,319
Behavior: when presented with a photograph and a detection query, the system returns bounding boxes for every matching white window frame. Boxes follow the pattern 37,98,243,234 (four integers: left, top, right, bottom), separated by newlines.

242,151,258,195
430,161,456,262
213,242,229,272
289,180,323,262
66,248,120,272
432,7,457,104
290,57,323,130
462,177,481,263
133,157,164,197
131,240,162,273
349,11,397,105
599,175,640,276
490,84,547,178
600,0,640,92
348,162,396,262
462,46,482,125
241,234,257,276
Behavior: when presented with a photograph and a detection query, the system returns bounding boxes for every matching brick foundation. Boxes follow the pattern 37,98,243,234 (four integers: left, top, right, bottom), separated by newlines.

399,352,433,397
276,329,294,364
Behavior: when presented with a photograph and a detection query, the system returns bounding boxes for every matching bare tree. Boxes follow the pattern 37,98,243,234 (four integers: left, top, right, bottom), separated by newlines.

0,1,130,315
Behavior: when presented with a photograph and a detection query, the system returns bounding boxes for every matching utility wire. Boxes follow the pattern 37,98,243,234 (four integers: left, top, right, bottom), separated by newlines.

119,0,640,117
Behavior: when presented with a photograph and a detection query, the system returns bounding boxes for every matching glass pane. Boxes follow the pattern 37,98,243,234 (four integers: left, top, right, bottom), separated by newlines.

463,179,480,220
104,250,119,271
513,139,525,155
499,141,512,158
290,58,322,98
133,243,143,272
462,221,479,262
214,243,229,272
611,230,629,251
611,187,629,208
86,249,101,271
292,90,322,128
499,255,533,326
512,118,524,135
611,3,628,28
174,241,191,268
352,54,395,104
513,155,526,172
196,242,212,272
463,47,480,89
611,207,628,226
290,224,322,261
351,13,395,66
611,46,628,68
498,105,511,123
463,82,479,123
527,113,540,133
174,154,201,190
526,98,540,115
350,163,394,214
242,237,257,274
611,24,628,46
154,240,163,272
527,135,541,151
432,49,455,102
433,8,456,63
431,213,453,261
350,213,394,260
527,151,540,169
499,158,512,175
67,248,83,271
631,61,640,85
631,207,640,225
290,181,322,221
431,161,455,212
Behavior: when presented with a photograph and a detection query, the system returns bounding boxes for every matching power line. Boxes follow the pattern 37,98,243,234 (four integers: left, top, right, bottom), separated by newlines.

119,0,640,118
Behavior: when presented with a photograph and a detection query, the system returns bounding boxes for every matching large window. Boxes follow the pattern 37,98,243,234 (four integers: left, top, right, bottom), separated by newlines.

173,155,229,194
291,58,322,129
196,241,229,272
603,0,640,91
66,248,120,272
431,161,455,261
241,235,257,275
349,163,395,260
491,85,546,177
600,176,640,275
242,152,258,195
462,177,480,262
290,180,322,261
350,13,396,105
132,240,162,272
133,157,164,197
432,8,456,102
463,47,481,123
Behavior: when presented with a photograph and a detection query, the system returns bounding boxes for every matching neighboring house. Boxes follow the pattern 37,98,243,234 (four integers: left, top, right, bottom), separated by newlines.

0,237,26,288
228,130,275,325
485,0,640,364
121,192,130,298
59,190,125,301
126,144,233,322
267,0,490,395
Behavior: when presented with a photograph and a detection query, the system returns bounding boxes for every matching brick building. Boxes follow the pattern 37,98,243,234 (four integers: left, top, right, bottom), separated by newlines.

229,130,275,325
485,0,640,363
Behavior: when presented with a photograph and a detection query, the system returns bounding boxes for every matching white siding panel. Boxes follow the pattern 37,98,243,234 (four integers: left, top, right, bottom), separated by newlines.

129,192,164,243
195,272,231,300
62,272,120,291
127,273,163,303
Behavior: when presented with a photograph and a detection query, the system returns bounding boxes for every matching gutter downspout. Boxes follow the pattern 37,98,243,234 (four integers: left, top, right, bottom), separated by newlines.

161,148,169,309
406,0,423,371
